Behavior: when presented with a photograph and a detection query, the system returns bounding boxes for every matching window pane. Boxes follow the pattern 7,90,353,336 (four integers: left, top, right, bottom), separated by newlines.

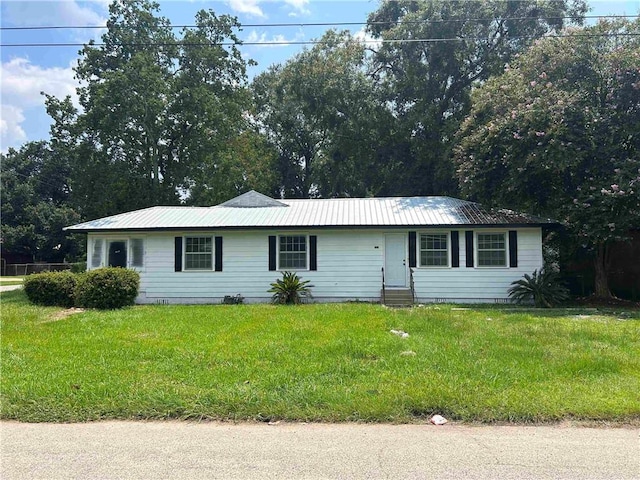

419,234,448,267
91,239,103,268
279,235,307,269
185,237,213,270
130,239,144,267
477,233,506,267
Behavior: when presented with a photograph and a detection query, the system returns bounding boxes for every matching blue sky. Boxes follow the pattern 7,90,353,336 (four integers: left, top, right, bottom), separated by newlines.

1,0,639,152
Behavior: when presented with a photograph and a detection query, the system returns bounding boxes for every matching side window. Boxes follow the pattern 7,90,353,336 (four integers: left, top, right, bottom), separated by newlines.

184,236,213,270
477,233,507,267
91,238,103,268
130,238,144,268
279,235,307,270
419,233,449,267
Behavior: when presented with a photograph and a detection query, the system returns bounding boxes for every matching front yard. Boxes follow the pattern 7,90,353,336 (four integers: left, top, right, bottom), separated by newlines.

1,289,638,424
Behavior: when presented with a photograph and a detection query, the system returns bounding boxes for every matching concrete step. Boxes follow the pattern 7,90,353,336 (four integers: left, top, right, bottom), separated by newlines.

381,288,414,306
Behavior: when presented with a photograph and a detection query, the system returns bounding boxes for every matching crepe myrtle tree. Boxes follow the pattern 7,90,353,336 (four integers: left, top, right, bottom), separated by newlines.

455,19,640,298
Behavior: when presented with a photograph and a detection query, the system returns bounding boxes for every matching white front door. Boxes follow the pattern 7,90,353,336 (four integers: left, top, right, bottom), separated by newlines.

385,234,406,287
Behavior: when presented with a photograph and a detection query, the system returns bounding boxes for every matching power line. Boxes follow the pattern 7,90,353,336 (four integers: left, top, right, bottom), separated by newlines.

2,32,639,48
1,14,638,31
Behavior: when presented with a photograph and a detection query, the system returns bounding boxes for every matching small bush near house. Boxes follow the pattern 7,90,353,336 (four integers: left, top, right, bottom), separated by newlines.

23,271,78,308
508,268,570,308
268,271,313,305
70,261,87,273
75,267,140,309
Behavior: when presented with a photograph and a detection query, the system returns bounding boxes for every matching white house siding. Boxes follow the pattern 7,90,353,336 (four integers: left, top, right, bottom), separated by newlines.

412,228,543,303
87,227,542,304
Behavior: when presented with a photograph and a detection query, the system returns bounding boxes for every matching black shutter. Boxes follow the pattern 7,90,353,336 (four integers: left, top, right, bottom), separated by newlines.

465,231,474,268
509,231,518,268
451,231,460,268
408,231,417,268
174,237,182,272
309,235,317,271
268,236,277,271
215,236,223,271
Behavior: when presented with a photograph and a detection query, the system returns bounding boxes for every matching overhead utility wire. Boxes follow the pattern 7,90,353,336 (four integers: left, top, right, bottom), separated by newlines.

1,14,638,31
3,32,639,48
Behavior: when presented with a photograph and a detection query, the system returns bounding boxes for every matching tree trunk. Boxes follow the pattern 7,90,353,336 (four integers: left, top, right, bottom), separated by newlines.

594,243,613,298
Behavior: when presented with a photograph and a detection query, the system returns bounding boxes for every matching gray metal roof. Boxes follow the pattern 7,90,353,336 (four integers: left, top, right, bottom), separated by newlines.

64,191,555,232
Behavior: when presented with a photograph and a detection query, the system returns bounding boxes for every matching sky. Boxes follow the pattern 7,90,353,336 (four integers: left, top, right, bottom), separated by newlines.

1,0,639,152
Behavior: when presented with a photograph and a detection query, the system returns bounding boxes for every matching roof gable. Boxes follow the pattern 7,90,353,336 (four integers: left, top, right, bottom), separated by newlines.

219,190,287,208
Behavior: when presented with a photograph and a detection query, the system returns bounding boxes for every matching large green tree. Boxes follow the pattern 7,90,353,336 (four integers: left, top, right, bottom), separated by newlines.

455,19,640,298
47,0,254,213
252,30,392,198
0,142,82,262
367,0,587,196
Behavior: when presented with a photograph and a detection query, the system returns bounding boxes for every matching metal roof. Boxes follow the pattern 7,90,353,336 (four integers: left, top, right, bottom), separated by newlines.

64,191,555,232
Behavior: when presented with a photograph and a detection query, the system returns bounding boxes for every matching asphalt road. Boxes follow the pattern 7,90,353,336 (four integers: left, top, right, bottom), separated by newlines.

1,421,638,479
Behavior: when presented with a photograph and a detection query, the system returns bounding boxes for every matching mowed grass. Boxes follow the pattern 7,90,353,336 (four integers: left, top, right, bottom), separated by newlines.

1,289,639,424
0,276,24,286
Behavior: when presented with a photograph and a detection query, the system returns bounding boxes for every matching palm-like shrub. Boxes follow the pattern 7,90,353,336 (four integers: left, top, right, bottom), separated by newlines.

268,271,313,304
508,268,570,308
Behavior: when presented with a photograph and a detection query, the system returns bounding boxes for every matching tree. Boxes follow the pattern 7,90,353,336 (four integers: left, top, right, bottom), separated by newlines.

455,19,640,298
0,142,82,262
367,0,587,196
252,30,391,198
47,0,253,213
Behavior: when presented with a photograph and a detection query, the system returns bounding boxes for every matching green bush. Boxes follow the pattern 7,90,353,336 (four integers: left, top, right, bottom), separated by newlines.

508,268,570,308
23,271,78,308
75,267,140,309
70,262,87,273
268,271,313,305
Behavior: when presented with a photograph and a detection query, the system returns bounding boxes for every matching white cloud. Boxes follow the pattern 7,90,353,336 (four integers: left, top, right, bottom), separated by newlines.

1,57,79,150
283,0,310,15
2,0,106,27
354,27,382,50
228,0,266,18
245,29,306,48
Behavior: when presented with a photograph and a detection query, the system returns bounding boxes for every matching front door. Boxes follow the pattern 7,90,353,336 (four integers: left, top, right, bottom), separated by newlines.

108,240,127,268
385,234,406,287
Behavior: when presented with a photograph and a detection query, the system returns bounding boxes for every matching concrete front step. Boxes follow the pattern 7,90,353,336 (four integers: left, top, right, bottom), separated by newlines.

381,288,414,306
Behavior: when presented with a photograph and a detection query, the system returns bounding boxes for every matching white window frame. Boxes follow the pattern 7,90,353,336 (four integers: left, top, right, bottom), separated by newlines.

476,232,508,268
418,232,450,268
183,236,214,271
277,234,309,271
88,236,146,270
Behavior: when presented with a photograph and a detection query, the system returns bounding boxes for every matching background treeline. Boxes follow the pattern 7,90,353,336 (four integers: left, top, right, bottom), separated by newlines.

1,0,638,299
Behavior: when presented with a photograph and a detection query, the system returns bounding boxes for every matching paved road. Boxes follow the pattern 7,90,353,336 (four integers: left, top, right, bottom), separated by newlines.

1,421,638,479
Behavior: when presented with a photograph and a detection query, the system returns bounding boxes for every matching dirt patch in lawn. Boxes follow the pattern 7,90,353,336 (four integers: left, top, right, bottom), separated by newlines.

44,308,86,322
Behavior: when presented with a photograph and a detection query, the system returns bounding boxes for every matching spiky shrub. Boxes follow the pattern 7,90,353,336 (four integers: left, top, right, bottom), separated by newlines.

268,271,313,305
508,269,570,308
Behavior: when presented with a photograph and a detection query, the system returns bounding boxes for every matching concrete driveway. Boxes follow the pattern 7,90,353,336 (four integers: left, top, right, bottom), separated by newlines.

1,421,638,479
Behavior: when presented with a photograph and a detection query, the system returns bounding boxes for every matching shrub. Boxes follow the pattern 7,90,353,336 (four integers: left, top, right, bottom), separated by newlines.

508,268,570,308
75,267,140,309
268,271,313,305
70,262,87,273
23,271,78,308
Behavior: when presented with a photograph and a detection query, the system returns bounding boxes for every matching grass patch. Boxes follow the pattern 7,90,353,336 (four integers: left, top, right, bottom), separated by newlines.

1,289,639,424
0,276,24,286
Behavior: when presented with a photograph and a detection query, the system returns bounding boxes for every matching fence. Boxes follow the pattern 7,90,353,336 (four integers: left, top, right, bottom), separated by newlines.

2,263,75,277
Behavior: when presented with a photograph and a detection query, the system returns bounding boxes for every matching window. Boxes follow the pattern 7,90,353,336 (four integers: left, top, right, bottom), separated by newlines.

279,235,307,270
185,237,213,270
477,233,507,267
130,238,144,268
420,233,449,267
91,239,103,268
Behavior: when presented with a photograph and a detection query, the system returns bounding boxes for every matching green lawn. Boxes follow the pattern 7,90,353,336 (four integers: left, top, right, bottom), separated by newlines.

0,276,24,286
1,289,639,424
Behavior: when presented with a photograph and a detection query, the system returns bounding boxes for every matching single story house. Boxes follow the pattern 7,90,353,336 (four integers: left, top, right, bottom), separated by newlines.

64,190,555,305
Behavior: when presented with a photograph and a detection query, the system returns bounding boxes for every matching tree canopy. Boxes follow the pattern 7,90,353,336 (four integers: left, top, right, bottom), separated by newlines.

455,18,640,297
